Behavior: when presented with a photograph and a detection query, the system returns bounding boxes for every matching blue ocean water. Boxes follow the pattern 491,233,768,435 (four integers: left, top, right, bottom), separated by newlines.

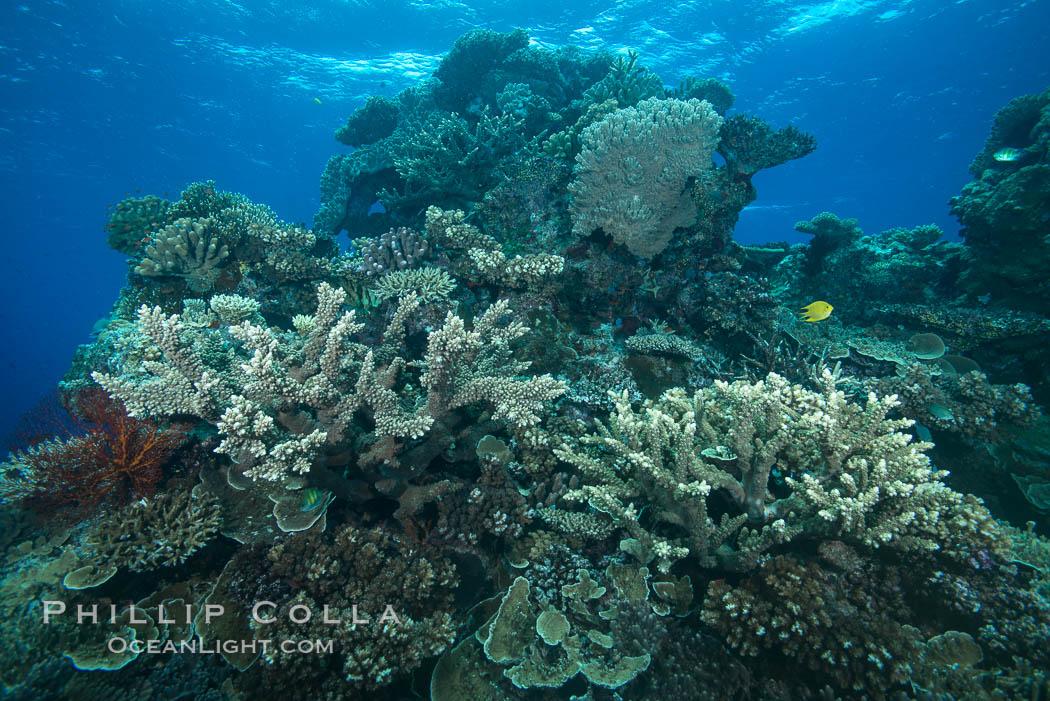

1,0,1048,444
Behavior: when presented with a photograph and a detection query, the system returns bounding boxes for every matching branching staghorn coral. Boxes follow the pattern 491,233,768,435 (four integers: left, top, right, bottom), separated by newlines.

569,97,723,258
208,293,261,325
582,50,664,108
94,282,566,482
467,248,565,290
85,487,221,572
244,221,335,283
425,205,565,291
555,370,996,573
92,304,225,420
555,379,800,573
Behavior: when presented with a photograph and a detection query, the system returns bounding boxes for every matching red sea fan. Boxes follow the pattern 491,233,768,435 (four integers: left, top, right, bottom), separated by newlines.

14,388,186,514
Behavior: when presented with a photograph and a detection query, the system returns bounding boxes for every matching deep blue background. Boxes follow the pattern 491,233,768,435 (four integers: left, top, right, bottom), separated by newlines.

1,0,1048,444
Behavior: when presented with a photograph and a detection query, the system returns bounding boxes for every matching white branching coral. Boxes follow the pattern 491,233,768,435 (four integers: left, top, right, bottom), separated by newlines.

92,304,221,419
420,300,566,428
371,267,456,303
556,370,989,573
556,382,792,574
569,97,723,258
94,282,566,482
466,248,566,290
213,394,328,481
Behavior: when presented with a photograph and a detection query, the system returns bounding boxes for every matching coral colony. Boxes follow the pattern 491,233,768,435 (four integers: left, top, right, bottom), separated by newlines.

2,28,1050,700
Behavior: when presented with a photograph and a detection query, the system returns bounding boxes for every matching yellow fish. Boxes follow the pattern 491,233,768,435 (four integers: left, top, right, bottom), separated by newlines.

299,487,331,512
800,300,833,322
313,97,323,105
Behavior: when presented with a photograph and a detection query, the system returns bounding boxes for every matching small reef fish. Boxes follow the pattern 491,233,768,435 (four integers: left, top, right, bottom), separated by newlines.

313,97,323,105
800,300,833,322
993,147,1022,162
299,487,330,512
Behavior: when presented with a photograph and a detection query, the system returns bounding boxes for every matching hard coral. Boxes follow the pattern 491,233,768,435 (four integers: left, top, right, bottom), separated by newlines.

570,97,724,258
86,487,221,571
717,114,816,179
261,523,458,691
335,95,400,147
951,87,1050,310
105,194,171,256
702,555,918,695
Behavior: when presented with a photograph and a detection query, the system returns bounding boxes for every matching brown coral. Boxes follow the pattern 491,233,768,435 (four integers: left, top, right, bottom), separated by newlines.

86,487,221,571
701,555,917,695
258,523,459,692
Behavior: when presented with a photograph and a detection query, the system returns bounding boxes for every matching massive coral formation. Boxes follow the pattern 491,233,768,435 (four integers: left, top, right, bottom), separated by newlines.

951,86,1050,311
569,97,724,258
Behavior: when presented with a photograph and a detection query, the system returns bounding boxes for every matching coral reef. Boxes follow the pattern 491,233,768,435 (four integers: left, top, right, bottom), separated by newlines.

702,554,918,694
8,30,1050,701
